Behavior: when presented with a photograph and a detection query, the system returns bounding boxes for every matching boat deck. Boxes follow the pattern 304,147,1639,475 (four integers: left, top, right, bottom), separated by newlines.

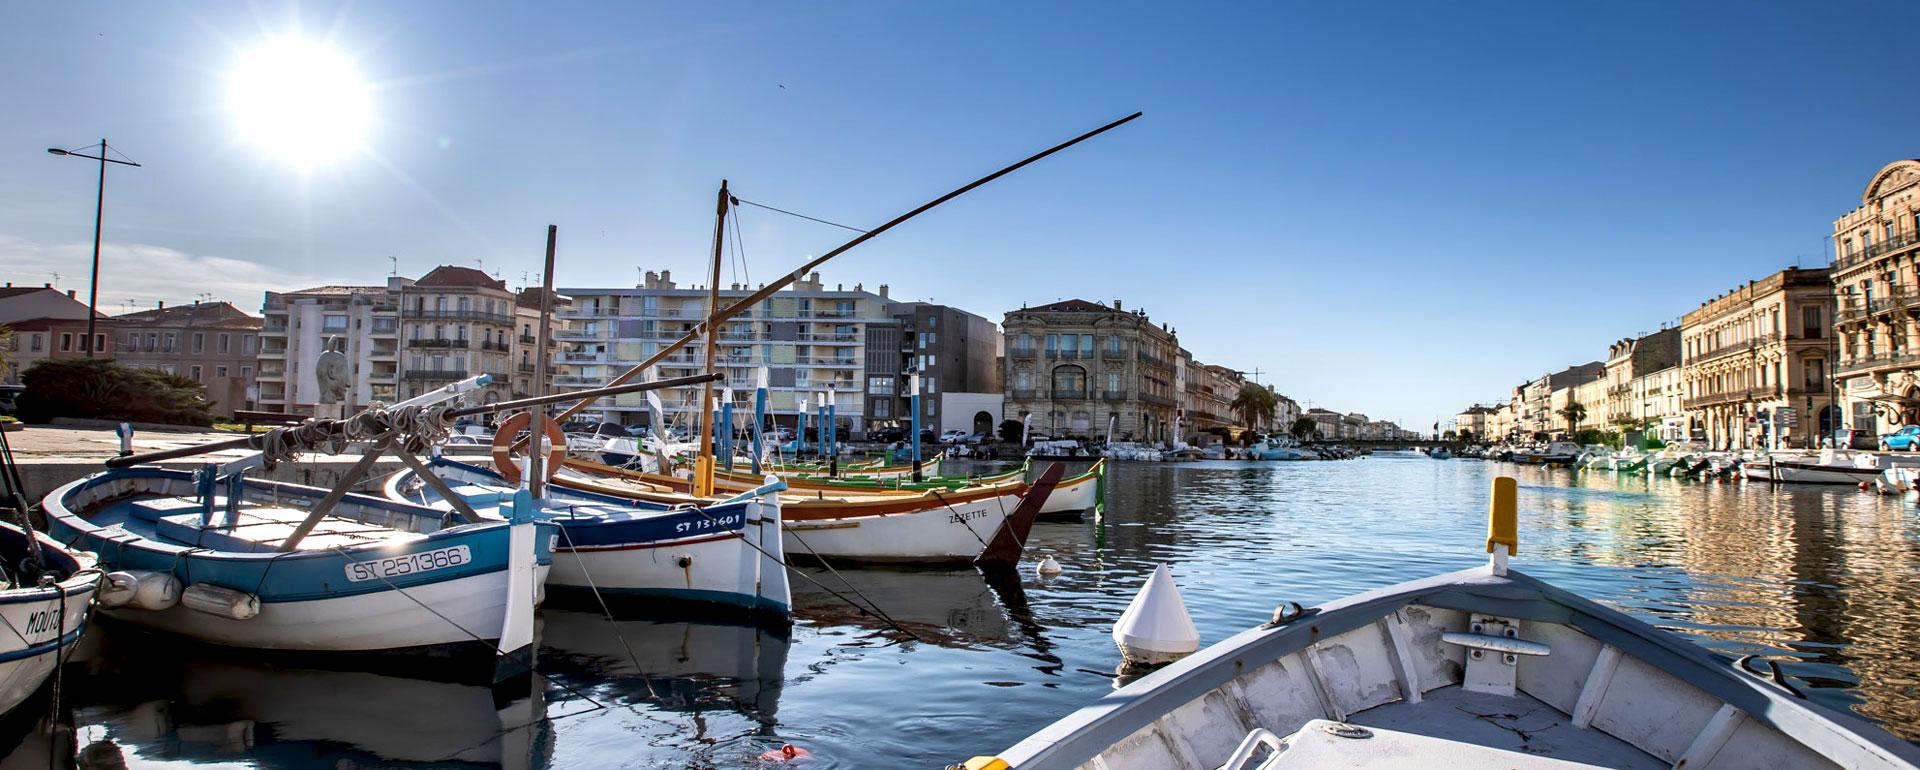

1327,686,1663,769
88,496,426,553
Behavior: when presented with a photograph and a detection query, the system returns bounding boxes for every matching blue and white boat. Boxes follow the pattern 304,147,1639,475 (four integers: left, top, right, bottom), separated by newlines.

43,466,554,660
384,456,791,616
0,522,99,717
1247,435,1312,461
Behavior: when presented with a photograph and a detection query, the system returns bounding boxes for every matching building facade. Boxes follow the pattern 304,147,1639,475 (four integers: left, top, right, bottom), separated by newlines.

0,285,104,384
509,288,569,399
887,301,1000,433
398,266,519,404
257,280,404,414
110,301,262,416
553,271,894,434
1182,362,1248,442
1003,299,1183,442
1831,159,1920,435
1681,266,1833,450
1454,405,1494,440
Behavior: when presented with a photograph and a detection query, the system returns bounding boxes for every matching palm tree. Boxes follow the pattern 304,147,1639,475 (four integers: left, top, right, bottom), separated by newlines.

1289,416,1317,441
1558,401,1587,438
1229,383,1278,432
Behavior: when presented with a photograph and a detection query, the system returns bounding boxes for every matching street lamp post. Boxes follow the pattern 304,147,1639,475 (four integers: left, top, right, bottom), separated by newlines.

47,139,140,358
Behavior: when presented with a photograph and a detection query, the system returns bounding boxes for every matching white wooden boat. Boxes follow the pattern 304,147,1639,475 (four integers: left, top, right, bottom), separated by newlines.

1771,449,1886,485
0,523,99,717
43,467,553,659
385,457,790,614
965,477,1920,770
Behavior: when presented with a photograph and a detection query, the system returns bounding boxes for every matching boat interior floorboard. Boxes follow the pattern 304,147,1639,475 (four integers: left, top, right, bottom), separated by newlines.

1342,686,1665,770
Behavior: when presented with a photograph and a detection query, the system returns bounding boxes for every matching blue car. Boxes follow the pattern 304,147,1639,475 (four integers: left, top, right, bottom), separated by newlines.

1880,425,1920,451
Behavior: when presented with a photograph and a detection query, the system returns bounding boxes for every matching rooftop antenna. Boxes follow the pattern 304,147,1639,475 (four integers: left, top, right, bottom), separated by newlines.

388,256,398,277
49,272,61,287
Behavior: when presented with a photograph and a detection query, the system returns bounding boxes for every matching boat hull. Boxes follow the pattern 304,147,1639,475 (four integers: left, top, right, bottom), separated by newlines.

43,469,555,654
1771,461,1881,485
782,489,1022,565
0,527,98,717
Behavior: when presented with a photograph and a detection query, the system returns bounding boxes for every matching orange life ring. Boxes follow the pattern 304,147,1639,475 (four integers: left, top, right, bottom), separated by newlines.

491,411,567,485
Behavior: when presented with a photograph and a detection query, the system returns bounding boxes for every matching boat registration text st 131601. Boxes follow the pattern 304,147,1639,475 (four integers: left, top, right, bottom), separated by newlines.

345,545,472,583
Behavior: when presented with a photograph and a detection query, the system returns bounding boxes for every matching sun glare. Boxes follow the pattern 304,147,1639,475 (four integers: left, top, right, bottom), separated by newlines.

229,38,371,167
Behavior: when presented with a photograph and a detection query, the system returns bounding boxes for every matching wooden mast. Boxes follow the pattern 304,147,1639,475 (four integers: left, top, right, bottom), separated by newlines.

530,111,1142,436
693,181,729,496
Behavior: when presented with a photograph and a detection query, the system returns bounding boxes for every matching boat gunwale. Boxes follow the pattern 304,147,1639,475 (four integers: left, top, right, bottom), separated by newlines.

996,565,1920,770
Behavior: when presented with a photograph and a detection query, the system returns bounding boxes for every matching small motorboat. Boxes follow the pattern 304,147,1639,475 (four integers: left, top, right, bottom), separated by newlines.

966,477,1920,770
1771,448,1889,485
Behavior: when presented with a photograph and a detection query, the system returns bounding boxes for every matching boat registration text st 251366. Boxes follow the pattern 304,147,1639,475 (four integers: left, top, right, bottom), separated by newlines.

345,545,472,583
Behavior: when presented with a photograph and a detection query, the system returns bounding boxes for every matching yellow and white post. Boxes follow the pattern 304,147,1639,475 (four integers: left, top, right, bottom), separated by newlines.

1487,475,1517,576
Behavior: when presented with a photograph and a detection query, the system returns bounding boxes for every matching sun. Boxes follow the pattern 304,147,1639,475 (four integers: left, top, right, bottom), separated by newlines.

229,38,371,167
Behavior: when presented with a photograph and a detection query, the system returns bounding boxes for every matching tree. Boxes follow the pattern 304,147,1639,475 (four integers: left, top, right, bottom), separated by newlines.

1458,429,1476,445
998,418,1025,444
1289,416,1317,441
1442,429,1458,442
16,358,216,426
1229,383,1278,432
1558,401,1587,438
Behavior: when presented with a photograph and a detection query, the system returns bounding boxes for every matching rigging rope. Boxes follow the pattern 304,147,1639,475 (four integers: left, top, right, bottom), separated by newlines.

731,197,869,234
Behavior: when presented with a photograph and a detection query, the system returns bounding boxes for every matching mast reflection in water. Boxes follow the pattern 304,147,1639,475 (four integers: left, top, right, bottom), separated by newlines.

5,455,1918,767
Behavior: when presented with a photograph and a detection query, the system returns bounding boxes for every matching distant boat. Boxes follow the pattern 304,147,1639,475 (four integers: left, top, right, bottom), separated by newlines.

965,477,1920,770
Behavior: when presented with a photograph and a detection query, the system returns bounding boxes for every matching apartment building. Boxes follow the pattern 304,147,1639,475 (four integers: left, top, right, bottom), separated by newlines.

1002,299,1183,442
1600,328,1680,429
110,301,262,416
1831,159,1920,435
884,301,1000,431
398,266,519,404
509,287,569,399
1182,362,1248,441
1454,405,1494,440
553,271,895,434
1681,266,1832,449
256,280,404,414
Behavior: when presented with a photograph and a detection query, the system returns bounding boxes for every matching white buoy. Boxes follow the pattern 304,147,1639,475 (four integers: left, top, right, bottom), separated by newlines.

1036,555,1062,576
1112,564,1200,666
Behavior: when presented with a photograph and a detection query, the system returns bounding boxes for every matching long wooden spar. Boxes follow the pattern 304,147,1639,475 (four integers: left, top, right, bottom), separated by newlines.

530,111,1143,439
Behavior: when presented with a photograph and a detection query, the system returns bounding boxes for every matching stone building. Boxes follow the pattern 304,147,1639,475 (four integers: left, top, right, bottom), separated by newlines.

256,281,404,414
398,266,519,404
509,288,569,399
1002,299,1183,442
110,301,262,416
1454,405,1494,440
1183,362,1248,441
1831,159,1920,435
1681,266,1832,450
1600,328,1680,430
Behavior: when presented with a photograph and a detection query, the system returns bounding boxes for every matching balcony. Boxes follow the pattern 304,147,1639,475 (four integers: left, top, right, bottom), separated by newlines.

256,366,286,380
517,362,535,373
1101,390,1128,401
519,333,537,344
369,346,398,359
1099,348,1127,360
402,309,513,324
1140,393,1177,407
408,338,469,349
1682,386,1782,410
1836,349,1920,377
1051,388,1088,401
1137,352,1171,370
1010,389,1039,400
1690,333,1778,364
1009,347,1037,359
1835,231,1920,272
369,323,398,338
258,346,287,358
479,340,510,353
797,332,859,343
554,329,601,342
402,369,469,382
557,352,605,365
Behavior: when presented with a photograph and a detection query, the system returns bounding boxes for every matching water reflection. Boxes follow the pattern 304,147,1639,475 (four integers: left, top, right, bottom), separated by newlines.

8,455,1919,768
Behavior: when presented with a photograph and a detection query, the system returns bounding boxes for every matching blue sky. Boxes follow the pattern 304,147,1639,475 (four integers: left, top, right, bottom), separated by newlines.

0,2,1911,426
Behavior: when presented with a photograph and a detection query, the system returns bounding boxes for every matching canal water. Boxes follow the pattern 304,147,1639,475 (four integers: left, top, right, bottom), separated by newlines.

7,453,1918,768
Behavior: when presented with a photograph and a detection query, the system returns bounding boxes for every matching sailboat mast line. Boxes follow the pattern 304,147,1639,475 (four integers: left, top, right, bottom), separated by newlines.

534,111,1143,432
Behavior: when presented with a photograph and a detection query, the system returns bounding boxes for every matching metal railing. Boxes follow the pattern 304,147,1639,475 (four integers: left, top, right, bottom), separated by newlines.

1010,389,1038,400
1051,388,1088,400
1837,349,1920,376
1690,332,1779,364
408,338,469,349
402,309,513,324
1835,231,1920,271
1100,348,1127,359
1137,352,1171,369
1140,393,1176,407
1101,390,1128,401
402,369,469,382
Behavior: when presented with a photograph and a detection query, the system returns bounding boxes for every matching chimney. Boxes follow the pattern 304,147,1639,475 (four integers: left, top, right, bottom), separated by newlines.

1113,299,1123,310
67,289,76,299
879,284,890,299
644,270,657,288
659,270,672,288
158,300,165,309
44,282,51,288
836,283,843,291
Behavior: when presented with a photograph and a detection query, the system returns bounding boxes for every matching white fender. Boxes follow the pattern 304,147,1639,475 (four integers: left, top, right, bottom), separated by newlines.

181,583,261,620
100,570,182,611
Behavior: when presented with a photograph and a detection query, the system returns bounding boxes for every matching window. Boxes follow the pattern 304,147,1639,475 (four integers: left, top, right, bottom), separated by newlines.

1061,334,1078,355
218,333,230,353
1107,335,1122,353
927,401,937,417
146,332,157,351
1044,334,1058,354
927,316,937,329
867,376,892,395
216,366,229,378
1106,372,1121,393
191,333,204,353
190,365,203,380
1052,365,1087,396
1080,334,1093,354
871,399,890,417
1017,333,1032,352
29,334,42,352
59,333,72,352
94,334,105,353
1802,306,1823,339
241,365,252,379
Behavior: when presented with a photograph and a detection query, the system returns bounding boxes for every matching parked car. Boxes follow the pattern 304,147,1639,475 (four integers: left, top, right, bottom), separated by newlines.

0,385,22,416
938,429,970,444
1832,427,1880,450
1881,425,1920,451
762,427,795,443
